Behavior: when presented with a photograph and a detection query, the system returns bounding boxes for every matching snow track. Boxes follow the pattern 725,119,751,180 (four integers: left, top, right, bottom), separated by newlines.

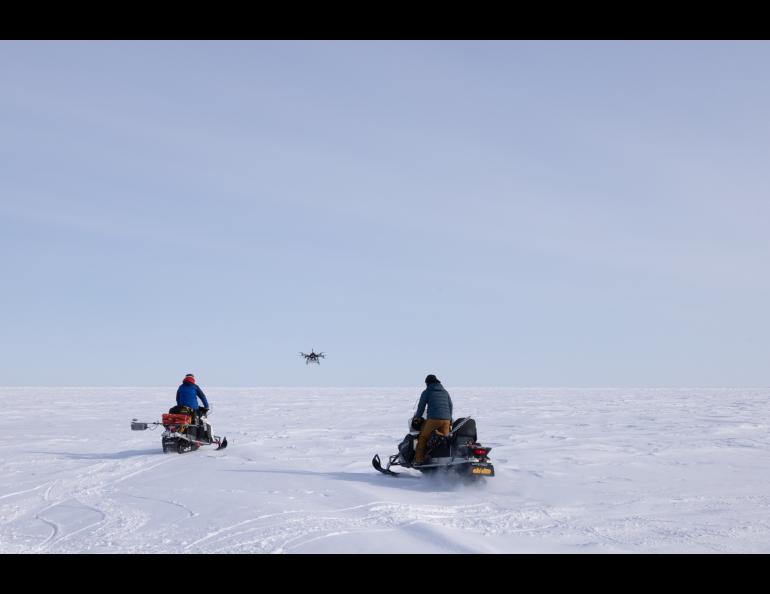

1,387,770,553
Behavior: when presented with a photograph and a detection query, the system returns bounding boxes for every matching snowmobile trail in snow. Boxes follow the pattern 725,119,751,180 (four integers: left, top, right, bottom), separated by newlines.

2,387,770,552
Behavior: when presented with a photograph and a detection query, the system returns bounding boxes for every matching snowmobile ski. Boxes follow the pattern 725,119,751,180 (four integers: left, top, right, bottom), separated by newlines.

372,454,400,476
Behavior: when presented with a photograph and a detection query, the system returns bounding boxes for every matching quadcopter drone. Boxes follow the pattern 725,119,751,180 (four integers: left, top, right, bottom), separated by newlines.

300,349,325,365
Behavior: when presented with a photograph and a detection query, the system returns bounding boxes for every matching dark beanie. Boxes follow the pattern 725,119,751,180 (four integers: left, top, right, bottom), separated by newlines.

425,374,440,385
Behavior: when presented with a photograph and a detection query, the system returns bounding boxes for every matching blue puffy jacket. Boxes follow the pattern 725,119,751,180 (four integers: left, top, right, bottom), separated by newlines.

415,382,453,420
176,383,209,410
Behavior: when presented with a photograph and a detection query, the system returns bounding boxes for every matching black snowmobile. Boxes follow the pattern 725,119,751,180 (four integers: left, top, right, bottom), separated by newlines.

372,416,494,479
131,405,228,453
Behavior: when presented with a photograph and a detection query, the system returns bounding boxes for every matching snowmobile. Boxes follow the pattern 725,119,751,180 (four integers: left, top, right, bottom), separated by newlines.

372,416,494,479
131,405,228,453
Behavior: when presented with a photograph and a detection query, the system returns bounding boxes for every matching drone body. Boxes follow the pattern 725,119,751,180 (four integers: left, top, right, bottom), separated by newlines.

300,349,326,365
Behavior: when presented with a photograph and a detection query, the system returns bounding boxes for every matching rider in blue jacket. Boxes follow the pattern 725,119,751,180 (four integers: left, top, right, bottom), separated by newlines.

176,373,209,411
175,374,211,441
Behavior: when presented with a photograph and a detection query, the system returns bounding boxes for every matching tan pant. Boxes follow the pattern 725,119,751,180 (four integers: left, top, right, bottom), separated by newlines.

414,419,451,464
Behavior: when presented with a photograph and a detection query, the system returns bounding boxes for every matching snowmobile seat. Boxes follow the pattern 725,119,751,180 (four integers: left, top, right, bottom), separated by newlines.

426,431,451,458
169,405,194,416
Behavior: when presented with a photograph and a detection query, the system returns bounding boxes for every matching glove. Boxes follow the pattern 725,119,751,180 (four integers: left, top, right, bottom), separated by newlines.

199,407,209,416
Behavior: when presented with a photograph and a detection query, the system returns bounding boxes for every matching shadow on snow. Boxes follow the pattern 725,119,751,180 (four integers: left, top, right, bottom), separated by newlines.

223,468,482,493
30,449,164,460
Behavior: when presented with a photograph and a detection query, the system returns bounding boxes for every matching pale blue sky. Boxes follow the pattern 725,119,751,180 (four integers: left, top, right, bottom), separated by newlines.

1,40,769,387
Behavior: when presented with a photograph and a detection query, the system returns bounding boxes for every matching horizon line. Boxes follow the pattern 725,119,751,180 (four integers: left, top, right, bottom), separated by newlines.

0,385,767,390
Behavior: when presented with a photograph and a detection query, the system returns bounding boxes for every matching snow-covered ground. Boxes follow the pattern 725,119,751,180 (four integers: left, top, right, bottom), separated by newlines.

1,387,769,553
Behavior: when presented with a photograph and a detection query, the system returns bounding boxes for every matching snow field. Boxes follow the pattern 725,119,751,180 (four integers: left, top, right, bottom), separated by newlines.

1,387,769,553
